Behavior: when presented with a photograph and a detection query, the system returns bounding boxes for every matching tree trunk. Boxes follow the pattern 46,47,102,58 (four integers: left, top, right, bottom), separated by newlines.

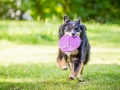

35,0,45,21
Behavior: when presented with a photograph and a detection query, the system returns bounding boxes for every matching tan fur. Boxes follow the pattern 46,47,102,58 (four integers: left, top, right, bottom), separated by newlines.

56,57,68,70
71,50,79,55
76,62,84,81
77,32,80,36
77,62,84,77
65,32,69,35
64,50,79,57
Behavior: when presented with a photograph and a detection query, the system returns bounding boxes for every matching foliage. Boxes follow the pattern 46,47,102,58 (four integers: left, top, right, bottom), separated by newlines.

0,0,120,23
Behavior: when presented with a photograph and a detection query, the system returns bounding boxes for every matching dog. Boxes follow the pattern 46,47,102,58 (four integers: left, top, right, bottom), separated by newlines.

56,15,90,81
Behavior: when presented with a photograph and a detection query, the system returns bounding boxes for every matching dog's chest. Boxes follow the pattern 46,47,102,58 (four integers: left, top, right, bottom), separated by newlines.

64,49,79,57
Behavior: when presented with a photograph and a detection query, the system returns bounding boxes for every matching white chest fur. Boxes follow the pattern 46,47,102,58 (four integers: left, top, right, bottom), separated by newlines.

64,49,79,57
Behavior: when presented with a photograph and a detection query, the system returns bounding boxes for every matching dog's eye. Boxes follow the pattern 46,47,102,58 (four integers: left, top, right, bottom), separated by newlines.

69,26,72,29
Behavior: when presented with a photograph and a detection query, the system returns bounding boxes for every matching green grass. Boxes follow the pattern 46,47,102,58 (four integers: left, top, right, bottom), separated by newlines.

0,21,120,47
0,21,59,45
0,21,120,90
86,23,120,47
0,64,119,90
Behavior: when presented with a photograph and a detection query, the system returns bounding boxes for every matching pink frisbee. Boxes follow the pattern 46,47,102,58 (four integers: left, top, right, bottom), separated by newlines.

59,35,81,52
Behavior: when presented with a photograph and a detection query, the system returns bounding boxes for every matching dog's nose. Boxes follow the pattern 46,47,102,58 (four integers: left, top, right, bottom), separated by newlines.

72,33,75,36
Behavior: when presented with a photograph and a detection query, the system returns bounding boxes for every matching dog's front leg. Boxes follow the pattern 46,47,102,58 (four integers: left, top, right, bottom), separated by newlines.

76,38,86,81
68,57,79,80
80,38,86,62
76,61,84,81
69,61,84,81
68,62,76,80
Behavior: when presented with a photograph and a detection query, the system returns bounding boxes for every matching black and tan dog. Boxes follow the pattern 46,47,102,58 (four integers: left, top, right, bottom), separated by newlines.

56,15,90,80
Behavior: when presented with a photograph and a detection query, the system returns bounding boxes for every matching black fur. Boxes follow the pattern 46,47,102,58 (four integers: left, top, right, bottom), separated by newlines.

57,15,90,80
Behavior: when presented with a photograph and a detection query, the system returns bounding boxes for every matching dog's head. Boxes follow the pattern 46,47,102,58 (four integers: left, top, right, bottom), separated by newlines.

59,15,86,38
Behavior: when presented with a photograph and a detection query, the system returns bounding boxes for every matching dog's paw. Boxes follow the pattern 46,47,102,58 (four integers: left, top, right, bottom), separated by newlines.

69,74,75,80
61,65,68,70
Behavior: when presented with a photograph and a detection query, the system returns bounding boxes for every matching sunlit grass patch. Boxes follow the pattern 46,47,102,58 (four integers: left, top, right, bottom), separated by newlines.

90,47,120,64
0,45,58,65
0,43,119,65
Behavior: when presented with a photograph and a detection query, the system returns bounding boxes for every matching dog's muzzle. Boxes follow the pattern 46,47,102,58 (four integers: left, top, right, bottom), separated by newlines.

65,32,80,37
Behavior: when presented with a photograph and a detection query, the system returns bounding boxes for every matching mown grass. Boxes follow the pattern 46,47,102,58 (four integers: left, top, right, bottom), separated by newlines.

0,63,119,90
0,20,120,47
87,23,120,47
0,21,120,90
0,21,59,45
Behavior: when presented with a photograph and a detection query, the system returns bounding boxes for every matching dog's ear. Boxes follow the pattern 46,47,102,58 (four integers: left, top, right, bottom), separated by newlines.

80,24,87,31
63,15,69,23
59,24,65,38
76,17,81,24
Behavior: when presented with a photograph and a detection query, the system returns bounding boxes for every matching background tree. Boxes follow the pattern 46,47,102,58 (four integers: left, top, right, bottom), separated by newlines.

0,0,119,23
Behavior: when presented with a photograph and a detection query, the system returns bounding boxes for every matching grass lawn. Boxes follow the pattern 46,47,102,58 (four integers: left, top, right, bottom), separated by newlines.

0,21,120,90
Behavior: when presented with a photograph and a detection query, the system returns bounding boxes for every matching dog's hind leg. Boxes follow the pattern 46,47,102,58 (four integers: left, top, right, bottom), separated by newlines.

56,49,68,70
56,52,68,70
60,57,69,70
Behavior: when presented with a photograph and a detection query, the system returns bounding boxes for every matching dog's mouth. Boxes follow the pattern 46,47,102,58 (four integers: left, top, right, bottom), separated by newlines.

65,32,80,37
